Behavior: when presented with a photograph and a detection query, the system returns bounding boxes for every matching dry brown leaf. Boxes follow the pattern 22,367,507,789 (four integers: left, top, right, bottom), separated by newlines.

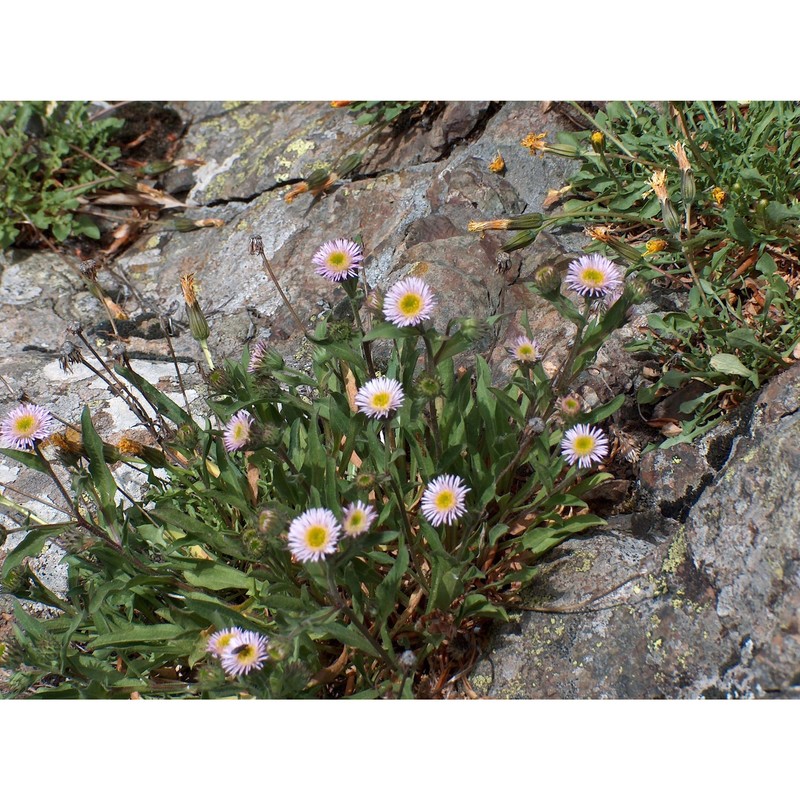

246,460,260,505
308,647,350,687
102,296,129,320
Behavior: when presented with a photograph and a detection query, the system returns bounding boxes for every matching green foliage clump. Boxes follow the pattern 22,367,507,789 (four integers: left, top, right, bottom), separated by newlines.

0,242,634,699
479,101,800,444
0,101,124,249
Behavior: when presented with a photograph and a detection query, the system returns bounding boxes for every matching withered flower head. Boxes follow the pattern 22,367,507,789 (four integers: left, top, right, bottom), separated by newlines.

669,141,691,172
521,132,547,155
645,238,669,254
711,187,727,205
180,272,198,306
80,259,99,281
644,170,670,202
488,152,505,173
586,226,612,242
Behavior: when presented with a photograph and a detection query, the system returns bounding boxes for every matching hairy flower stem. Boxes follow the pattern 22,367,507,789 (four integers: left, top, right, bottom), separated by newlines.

199,338,215,370
254,249,308,336
387,472,430,593
421,332,443,460
0,493,50,526
73,333,161,439
325,562,399,671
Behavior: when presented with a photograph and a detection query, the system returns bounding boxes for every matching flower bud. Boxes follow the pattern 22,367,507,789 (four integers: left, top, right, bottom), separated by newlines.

242,528,267,560
661,198,682,235
590,131,605,153
533,264,562,297
415,372,443,399
645,238,668,254
457,317,487,342
337,152,363,178
501,229,538,253
680,169,696,206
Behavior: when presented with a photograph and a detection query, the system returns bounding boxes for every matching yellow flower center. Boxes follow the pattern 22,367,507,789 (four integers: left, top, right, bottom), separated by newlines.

306,525,328,548
399,294,422,316
580,268,604,287
15,415,35,434
371,391,390,409
235,644,255,661
572,435,595,456
434,490,455,511
518,344,535,358
217,633,235,649
349,511,364,527
327,252,347,268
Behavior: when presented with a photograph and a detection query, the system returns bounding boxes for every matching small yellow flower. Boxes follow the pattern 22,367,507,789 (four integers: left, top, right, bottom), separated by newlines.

591,131,605,147
645,238,668,254
711,187,727,205
488,152,505,173
644,169,670,202
521,132,547,156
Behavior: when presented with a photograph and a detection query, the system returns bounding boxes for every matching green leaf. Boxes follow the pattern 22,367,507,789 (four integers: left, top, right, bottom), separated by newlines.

1,526,63,579
709,353,755,378
374,541,409,627
91,624,186,649
0,447,50,474
427,555,464,614
81,407,117,517
113,362,193,426
181,560,254,591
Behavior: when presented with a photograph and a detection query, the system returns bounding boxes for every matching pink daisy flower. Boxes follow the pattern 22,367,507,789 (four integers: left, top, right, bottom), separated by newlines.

565,254,623,298
507,335,540,363
354,377,405,419
342,500,377,537
223,410,253,452
1,403,56,450
383,277,437,327
219,630,270,677
420,474,470,526
288,507,342,563
312,238,363,281
560,424,609,469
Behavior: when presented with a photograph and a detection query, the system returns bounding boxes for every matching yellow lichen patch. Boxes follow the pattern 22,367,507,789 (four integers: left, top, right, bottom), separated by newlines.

662,528,688,575
409,261,431,277
285,138,316,158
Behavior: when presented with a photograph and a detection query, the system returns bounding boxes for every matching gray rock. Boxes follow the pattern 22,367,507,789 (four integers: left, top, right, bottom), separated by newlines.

474,363,800,698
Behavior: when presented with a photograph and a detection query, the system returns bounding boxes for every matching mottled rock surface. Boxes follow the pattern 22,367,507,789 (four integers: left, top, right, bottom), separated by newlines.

2,101,797,699
472,363,800,698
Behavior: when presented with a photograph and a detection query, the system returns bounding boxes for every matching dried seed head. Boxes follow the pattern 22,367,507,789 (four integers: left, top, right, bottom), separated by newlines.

66,320,83,335
645,169,670,203
80,259,99,280
249,234,265,256
58,341,83,373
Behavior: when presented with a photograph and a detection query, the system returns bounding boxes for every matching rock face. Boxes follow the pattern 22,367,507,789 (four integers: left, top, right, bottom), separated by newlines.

472,363,800,698
2,101,797,699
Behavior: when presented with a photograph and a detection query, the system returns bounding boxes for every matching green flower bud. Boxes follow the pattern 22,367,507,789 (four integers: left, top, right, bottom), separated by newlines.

661,199,682,235
680,169,696,206
501,229,538,253
415,372,443,399
533,264,562,297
